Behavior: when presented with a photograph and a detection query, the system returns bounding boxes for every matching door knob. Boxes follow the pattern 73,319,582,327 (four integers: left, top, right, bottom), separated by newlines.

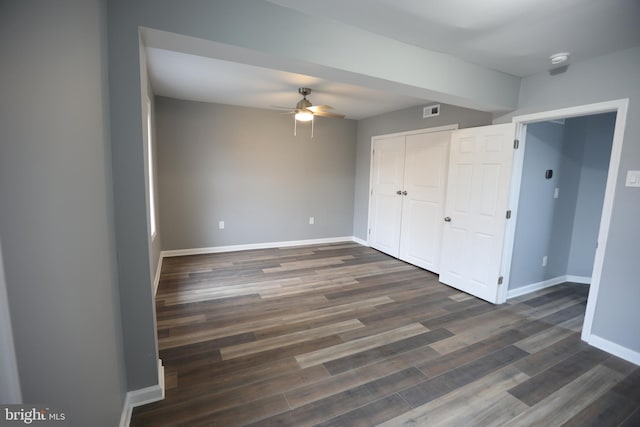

444,217,451,222
402,191,408,196
396,190,402,195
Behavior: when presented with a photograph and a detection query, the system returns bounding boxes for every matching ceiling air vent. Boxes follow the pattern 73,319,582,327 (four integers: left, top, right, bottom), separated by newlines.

423,104,440,118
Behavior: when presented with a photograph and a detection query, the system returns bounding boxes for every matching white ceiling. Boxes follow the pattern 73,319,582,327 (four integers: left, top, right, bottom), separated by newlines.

146,48,429,120
146,0,640,119
267,0,640,77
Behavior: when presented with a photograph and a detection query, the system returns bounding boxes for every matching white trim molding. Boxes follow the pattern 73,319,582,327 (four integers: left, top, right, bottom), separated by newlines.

161,236,357,258
565,275,591,285
119,360,164,427
351,236,369,247
507,275,590,299
587,334,640,366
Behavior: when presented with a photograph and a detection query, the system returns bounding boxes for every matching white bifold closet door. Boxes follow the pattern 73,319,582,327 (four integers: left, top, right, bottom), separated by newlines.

369,135,405,258
369,131,451,273
369,123,517,304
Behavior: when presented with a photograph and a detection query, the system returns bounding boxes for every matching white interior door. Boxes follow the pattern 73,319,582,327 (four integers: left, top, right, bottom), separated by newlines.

369,136,406,257
439,123,516,303
399,131,451,273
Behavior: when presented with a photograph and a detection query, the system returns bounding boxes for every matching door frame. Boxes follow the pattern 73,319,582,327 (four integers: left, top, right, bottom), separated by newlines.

367,124,459,246
499,99,629,345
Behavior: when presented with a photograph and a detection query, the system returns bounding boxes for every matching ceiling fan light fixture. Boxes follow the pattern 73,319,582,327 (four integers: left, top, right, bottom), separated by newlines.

295,111,314,121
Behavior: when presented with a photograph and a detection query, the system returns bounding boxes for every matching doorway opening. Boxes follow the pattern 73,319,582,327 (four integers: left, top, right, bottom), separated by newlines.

500,99,629,348
507,112,616,334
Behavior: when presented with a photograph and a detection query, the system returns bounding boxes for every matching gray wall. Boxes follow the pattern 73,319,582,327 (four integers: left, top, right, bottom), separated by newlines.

546,119,583,279
509,114,614,289
353,104,493,240
155,98,357,250
566,114,615,276
510,122,566,288
0,0,126,425
496,46,640,354
107,6,158,390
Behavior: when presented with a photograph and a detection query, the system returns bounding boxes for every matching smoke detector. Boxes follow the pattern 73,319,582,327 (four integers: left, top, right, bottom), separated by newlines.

550,52,570,65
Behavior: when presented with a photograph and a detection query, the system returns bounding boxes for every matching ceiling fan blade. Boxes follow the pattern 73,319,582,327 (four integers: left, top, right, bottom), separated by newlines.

313,111,345,119
270,105,295,110
307,105,334,112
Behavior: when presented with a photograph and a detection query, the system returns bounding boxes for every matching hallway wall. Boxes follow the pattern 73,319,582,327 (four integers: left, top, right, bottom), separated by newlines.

510,113,615,290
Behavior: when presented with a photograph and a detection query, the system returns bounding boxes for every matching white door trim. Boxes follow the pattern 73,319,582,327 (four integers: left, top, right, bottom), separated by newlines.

366,124,459,246
502,99,629,346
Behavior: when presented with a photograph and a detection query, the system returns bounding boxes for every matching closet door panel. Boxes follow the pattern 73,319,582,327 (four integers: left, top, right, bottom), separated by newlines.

369,136,406,257
399,131,451,272
440,123,516,303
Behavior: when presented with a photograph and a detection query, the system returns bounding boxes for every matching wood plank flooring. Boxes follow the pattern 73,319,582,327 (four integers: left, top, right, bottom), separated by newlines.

131,243,640,426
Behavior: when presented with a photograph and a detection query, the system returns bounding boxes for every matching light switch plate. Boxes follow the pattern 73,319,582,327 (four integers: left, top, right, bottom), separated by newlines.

625,170,640,187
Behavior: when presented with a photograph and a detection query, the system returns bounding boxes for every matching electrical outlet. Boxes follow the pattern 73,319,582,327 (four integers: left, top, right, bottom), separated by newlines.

554,188,560,199
309,217,315,225
542,255,548,267
219,221,225,229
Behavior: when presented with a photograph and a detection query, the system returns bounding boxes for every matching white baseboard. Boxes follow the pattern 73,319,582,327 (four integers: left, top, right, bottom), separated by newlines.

351,236,369,246
565,275,591,284
119,359,164,427
507,275,591,299
586,334,640,366
161,236,356,258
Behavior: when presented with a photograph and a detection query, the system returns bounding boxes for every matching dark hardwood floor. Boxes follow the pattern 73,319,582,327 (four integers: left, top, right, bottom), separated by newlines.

131,243,640,426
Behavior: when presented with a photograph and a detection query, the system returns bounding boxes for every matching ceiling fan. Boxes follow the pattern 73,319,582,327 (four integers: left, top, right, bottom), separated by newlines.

273,88,345,137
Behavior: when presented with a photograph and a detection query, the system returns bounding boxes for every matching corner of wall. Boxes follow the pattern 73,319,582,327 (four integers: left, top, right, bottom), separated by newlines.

119,359,164,427
153,252,163,296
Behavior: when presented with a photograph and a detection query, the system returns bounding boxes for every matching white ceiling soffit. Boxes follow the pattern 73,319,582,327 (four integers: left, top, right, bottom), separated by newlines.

146,47,430,120
266,0,640,77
